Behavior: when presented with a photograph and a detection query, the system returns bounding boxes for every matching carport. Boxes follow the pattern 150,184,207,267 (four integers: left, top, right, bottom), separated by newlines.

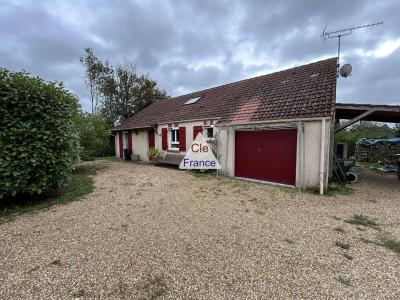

335,103,400,131
332,102,400,180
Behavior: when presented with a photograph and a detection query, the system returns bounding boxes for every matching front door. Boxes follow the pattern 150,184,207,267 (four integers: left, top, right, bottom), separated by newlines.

148,129,155,149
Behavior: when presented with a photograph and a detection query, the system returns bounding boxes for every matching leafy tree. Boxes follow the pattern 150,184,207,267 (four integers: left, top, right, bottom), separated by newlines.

0,69,80,198
80,48,110,114
80,48,168,128
336,121,397,156
75,113,111,160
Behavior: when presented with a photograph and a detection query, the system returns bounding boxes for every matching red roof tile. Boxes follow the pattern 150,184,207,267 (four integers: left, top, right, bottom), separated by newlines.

114,58,337,130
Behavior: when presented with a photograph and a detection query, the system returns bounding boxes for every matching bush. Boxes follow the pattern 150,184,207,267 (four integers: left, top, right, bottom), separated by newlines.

148,147,159,159
0,69,80,198
75,112,110,160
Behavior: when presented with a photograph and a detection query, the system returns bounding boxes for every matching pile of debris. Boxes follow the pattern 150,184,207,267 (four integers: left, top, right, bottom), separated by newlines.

355,138,400,164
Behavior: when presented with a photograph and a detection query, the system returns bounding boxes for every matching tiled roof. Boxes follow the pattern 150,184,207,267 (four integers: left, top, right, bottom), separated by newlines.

114,58,337,130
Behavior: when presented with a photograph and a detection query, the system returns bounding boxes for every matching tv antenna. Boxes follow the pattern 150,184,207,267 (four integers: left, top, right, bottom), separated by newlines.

321,21,384,76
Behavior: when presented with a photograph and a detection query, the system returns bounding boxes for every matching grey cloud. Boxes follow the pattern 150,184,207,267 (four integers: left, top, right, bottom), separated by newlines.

337,48,400,104
0,0,399,112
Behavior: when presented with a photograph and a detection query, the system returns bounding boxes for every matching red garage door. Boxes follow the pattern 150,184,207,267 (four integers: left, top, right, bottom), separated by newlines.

235,129,297,186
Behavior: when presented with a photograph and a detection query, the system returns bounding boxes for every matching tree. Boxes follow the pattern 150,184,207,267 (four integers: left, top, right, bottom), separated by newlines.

75,113,111,160
0,69,80,198
80,49,168,127
335,121,398,156
80,48,110,114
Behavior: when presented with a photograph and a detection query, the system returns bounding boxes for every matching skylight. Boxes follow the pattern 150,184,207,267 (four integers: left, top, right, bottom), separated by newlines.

184,96,202,105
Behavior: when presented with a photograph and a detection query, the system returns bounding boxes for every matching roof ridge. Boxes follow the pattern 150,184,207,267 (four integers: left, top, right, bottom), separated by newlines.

170,57,337,100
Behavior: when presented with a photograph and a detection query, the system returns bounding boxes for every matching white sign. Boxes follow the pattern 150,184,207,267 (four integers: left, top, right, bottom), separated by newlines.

179,133,221,169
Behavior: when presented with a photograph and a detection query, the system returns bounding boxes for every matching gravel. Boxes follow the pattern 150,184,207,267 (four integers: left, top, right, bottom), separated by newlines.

1,160,400,299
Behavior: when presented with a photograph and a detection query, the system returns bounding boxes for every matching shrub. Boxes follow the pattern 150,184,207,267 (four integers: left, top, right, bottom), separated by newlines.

148,147,159,159
0,69,80,198
75,112,111,160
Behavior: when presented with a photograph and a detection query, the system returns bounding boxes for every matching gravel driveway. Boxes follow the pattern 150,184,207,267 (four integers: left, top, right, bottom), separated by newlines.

1,160,400,299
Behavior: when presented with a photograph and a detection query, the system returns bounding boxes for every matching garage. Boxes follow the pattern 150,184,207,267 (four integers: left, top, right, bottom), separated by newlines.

234,129,297,186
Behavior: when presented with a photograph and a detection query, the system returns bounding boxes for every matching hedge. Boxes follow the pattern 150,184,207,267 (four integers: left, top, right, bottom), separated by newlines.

0,69,80,198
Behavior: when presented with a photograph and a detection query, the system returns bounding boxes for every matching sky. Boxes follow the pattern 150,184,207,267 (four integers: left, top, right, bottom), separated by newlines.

1,0,399,111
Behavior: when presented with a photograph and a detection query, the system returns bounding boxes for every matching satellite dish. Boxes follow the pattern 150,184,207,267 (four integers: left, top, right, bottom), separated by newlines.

340,64,352,78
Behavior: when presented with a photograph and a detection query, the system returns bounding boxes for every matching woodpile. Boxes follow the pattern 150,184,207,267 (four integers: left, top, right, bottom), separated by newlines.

356,141,400,164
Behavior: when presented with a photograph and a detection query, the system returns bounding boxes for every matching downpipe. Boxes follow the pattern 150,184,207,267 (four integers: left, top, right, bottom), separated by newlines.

225,128,230,176
319,118,326,195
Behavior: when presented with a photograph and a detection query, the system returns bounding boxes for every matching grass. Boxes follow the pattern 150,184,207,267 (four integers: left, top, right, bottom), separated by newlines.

360,237,375,244
342,253,354,260
277,186,297,194
188,169,216,178
334,227,346,233
27,265,39,273
336,276,351,287
324,182,353,197
0,163,104,224
345,214,380,230
358,162,384,173
72,288,86,297
94,156,119,161
360,235,400,255
380,236,400,254
335,241,351,250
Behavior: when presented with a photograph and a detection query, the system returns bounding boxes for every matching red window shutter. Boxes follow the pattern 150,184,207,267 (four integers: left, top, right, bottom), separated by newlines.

148,129,155,148
118,132,123,158
193,125,203,140
161,128,168,150
128,131,132,152
179,127,186,152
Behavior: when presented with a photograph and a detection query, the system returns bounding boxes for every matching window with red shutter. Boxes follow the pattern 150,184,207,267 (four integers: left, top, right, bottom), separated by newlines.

161,128,168,150
179,127,186,152
193,125,203,140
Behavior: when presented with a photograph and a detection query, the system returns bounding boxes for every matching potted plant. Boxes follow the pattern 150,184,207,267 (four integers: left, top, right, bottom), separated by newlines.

148,147,159,162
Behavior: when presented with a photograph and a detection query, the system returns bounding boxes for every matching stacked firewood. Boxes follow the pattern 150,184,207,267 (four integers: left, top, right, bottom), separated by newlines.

356,142,400,164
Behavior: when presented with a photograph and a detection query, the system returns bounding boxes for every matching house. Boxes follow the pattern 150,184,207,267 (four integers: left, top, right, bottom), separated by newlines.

113,58,338,193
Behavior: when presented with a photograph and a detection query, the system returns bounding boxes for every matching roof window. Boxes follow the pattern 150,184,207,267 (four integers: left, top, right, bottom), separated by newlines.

184,96,202,105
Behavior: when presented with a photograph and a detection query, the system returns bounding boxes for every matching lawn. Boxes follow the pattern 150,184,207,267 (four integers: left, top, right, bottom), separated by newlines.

0,163,103,224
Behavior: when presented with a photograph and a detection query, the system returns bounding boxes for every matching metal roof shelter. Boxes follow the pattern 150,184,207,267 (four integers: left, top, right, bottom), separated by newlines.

335,103,400,132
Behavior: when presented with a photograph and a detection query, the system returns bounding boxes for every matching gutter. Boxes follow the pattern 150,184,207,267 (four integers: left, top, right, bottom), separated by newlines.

113,117,221,132
111,126,152,132
216,116,333,127
114,116,333,132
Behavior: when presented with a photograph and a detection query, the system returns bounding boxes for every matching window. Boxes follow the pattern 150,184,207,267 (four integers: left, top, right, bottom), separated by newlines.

169,128,179,149
184,96,202,105
204,126,214,140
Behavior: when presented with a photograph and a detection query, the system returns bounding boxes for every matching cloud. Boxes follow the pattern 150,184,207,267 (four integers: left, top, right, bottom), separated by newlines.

0,0,399,112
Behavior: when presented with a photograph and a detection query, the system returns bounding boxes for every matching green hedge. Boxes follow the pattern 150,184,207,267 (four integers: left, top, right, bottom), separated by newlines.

0,69,79,198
